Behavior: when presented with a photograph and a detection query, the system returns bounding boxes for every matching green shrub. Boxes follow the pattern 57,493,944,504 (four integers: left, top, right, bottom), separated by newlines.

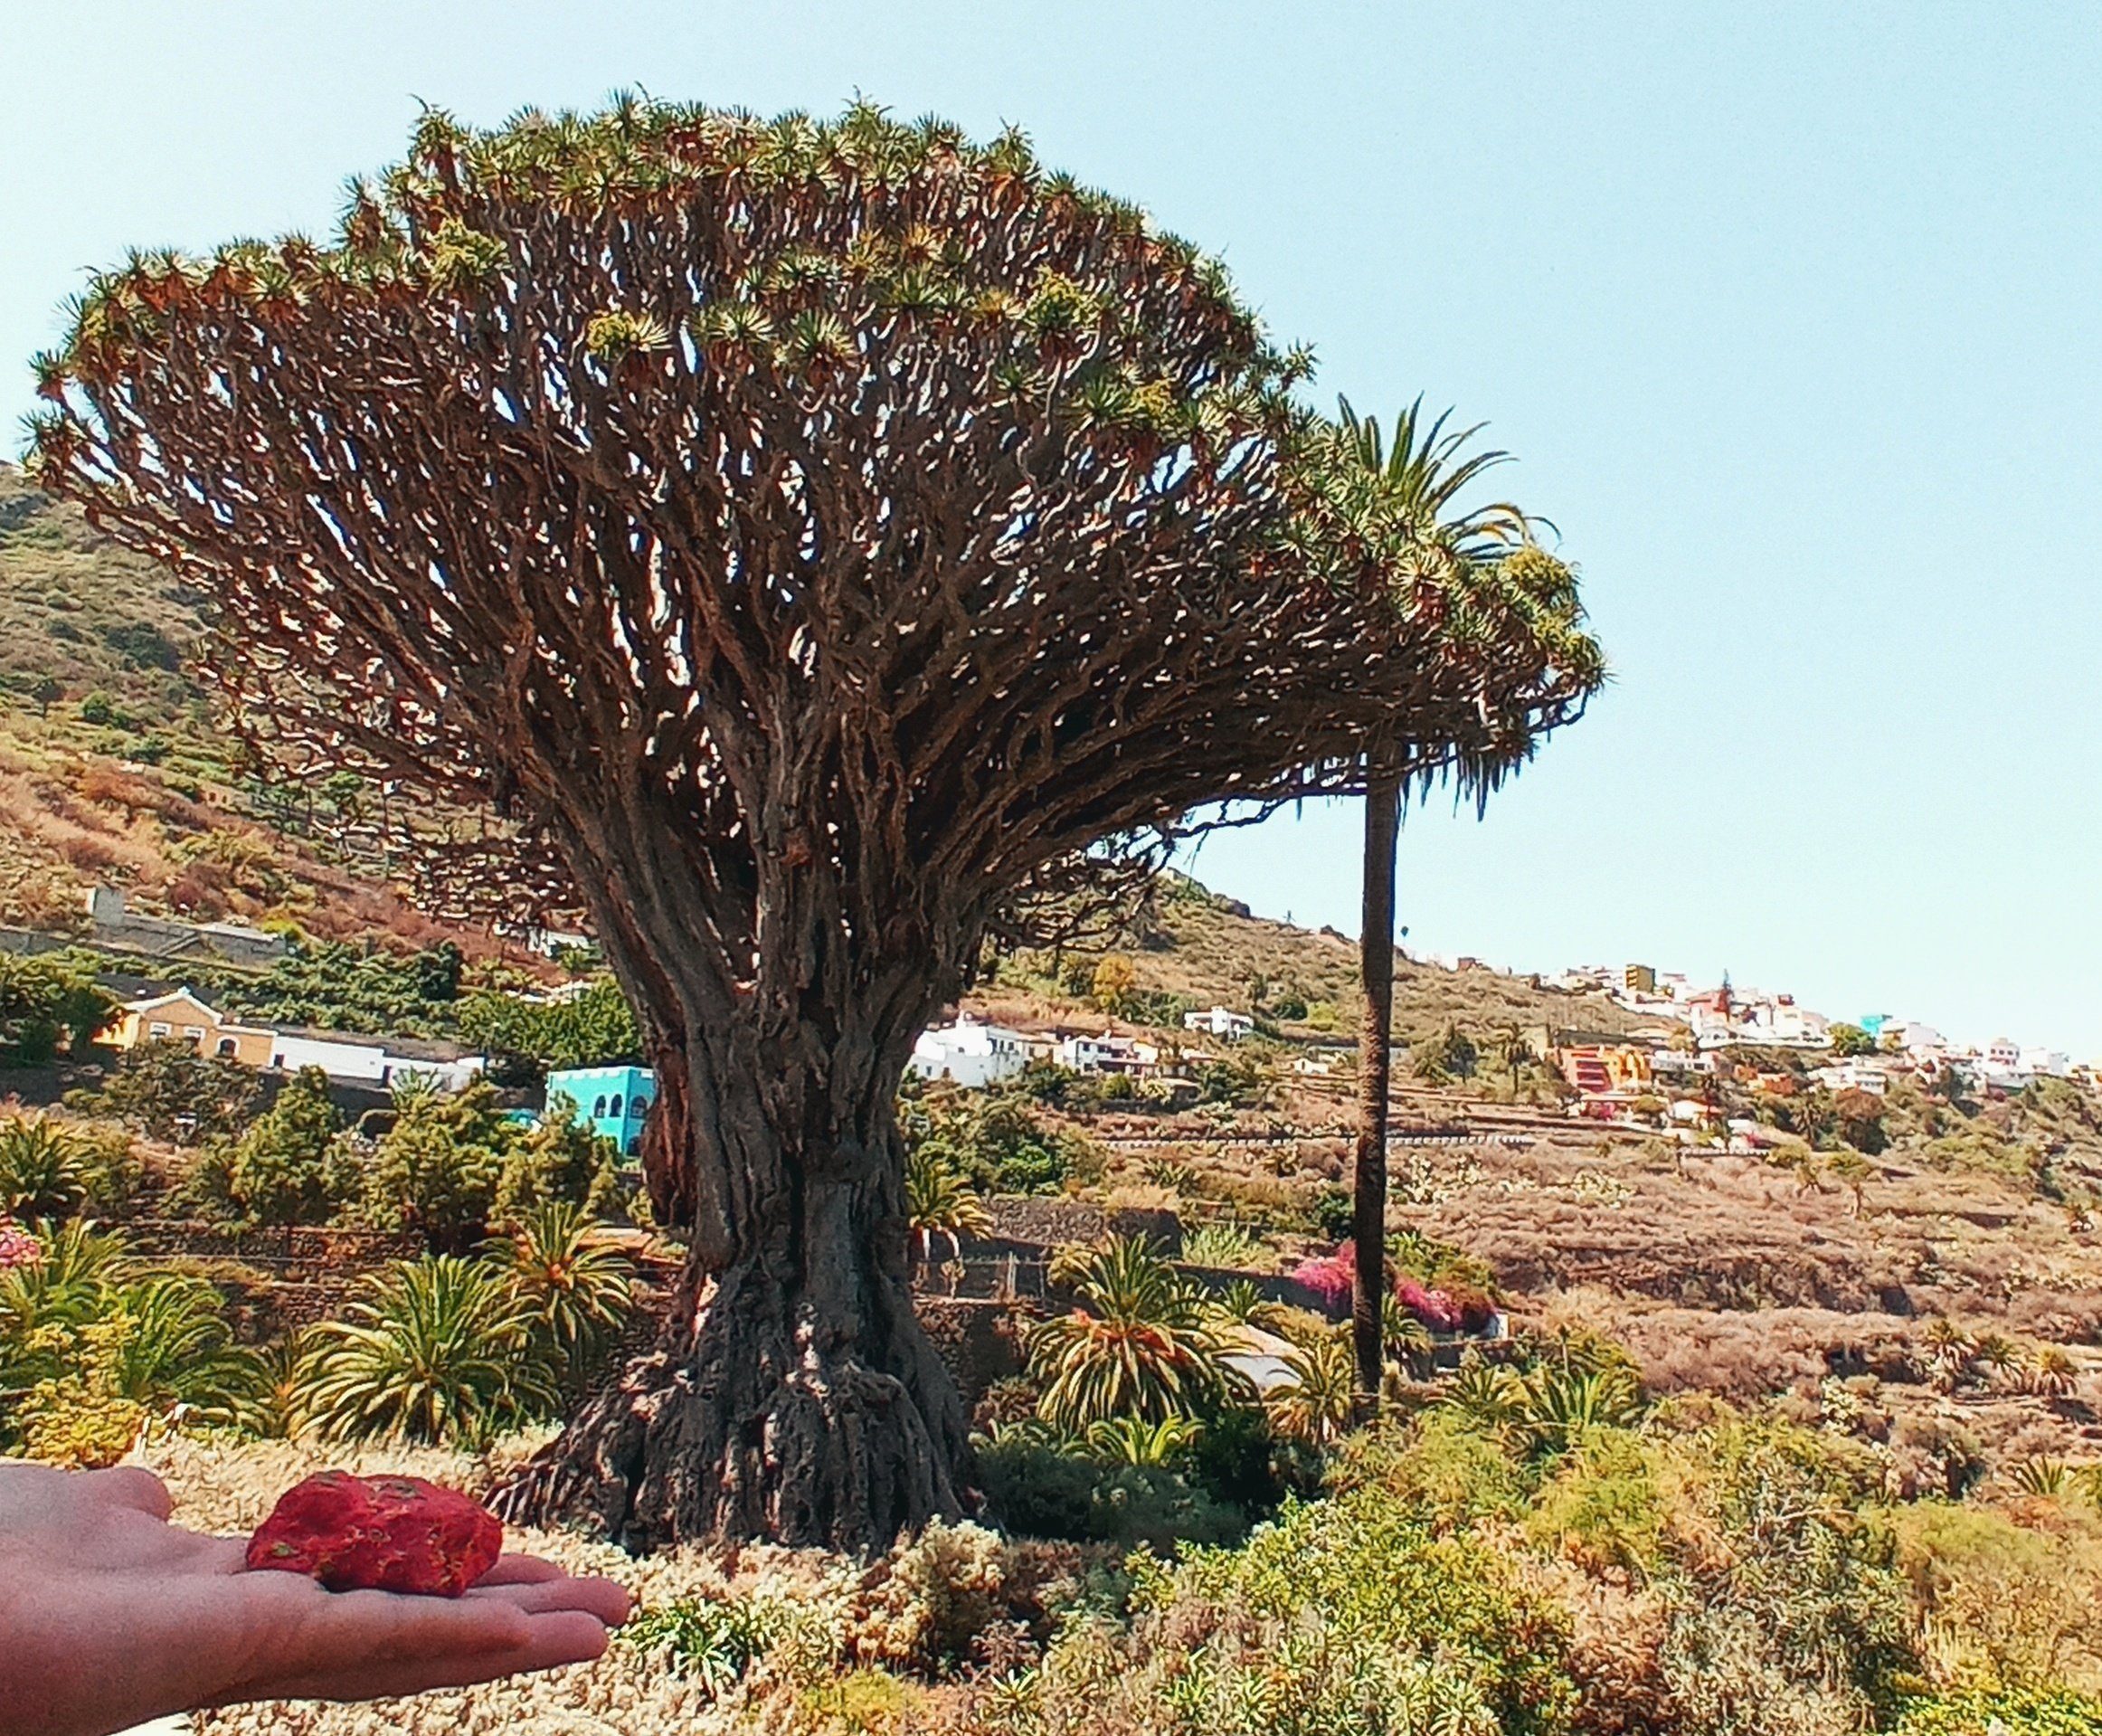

975,1428,1244,1548
95,1040,260,1144
1113,1485,1579,1734
364,1081,518,1252
626,1594,784,1699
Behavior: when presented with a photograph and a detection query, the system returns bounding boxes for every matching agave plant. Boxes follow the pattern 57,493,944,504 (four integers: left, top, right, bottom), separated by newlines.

2027,1345,2079,1399
904,1143,992,1266
1382,1294,1434,1375
1029,1235,1234,1432
291,1256,556,1447
488,1200,634,1384
0,1116,87,1219
1504,1363,1645,1458
1265,1331,1357,1447
1444,1352,1517,1428
1206,1276,1280,1330
1179,1220,1266,1271
2009,1456,2071,1496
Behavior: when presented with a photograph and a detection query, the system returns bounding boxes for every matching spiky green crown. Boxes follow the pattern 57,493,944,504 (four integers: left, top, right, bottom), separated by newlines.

32,97,1309,472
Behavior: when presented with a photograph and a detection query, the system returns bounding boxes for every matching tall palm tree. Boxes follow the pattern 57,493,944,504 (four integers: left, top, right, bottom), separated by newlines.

1330,396,1542,1413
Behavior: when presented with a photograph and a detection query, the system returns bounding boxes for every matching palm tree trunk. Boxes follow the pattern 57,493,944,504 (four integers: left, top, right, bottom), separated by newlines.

1352,759,1402,1409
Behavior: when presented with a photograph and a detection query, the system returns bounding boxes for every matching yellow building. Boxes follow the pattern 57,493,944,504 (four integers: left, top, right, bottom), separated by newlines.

99,991,278,1067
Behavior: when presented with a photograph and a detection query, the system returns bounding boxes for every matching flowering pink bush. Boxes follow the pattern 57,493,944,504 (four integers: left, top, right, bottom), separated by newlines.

1290,1256,1351,1311
1394,1274,1499,1335
1395,1275,1463,1333
0,1217,42,1272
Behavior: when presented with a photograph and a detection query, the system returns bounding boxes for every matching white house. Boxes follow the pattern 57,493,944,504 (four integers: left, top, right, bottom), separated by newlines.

1813,1059,1890,1096
268,1032,485,1090
910,1013,1031,1089
1184,1005,1255,1041
1054,1031,1160,1076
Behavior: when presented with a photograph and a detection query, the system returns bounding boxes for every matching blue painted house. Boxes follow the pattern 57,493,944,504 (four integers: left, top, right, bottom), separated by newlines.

545,1064,656,1159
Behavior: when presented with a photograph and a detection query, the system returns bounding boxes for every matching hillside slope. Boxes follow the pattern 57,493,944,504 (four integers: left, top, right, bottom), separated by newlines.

0,465,481,953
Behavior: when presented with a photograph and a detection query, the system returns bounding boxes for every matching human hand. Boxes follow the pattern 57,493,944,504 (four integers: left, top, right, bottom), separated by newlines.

0,1460,630,1736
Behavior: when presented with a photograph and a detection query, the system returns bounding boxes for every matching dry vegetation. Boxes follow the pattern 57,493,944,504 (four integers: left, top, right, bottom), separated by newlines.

0,465,504,953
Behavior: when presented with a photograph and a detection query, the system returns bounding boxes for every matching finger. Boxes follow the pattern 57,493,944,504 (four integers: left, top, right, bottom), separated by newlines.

472,1552,568,1587
85,1465,175,1521
230,1609,613,1706
468,1575,632,1625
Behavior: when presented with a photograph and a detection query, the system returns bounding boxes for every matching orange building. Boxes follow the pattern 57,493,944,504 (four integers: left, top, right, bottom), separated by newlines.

99,991,278,1067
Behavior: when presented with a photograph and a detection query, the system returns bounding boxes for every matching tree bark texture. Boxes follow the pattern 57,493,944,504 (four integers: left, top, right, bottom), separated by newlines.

1352,763,1402,1408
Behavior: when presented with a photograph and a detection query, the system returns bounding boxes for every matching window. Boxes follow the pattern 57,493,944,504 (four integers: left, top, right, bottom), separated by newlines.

592,1096,607,1118
182,1026,205,1043
217,1038,237,1058
148,1021,171,1039
609,1095,624,1119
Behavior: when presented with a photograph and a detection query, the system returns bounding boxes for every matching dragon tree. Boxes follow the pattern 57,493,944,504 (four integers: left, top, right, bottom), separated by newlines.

28,99,1602,1551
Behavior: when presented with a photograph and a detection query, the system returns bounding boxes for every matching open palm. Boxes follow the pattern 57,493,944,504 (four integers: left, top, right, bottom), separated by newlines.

0,1461,630,1736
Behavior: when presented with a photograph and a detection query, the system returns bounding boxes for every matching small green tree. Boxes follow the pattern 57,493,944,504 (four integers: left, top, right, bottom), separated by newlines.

220,1067,354,1226
492,1102,619,1222
1438,1022,1478,1079
29,674,62,717
1090,953,1137,1013
365,1081,517,1253
96,1040,260,1144
1828,1023,1875,1058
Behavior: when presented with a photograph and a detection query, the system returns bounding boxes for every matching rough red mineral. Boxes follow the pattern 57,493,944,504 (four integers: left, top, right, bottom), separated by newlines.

245,1470,503,1597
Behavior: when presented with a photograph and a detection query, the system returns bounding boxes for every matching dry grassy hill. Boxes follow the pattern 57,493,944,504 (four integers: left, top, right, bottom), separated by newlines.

0,465,490,953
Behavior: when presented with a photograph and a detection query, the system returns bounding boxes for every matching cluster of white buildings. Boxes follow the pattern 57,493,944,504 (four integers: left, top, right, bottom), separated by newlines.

909,1004,1255,1091
1549,962,2085,1097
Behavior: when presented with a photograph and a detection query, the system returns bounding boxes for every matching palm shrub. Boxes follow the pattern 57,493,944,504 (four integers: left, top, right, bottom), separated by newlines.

0,1225,267,1460
1266,1331,1358,1447
1029,1235,1236,1432
0,1116,89,1218
488,1200,634,1393
904,1143,992,1264
290,1255,557,1447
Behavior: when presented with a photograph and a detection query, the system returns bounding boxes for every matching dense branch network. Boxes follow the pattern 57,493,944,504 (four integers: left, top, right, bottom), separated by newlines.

32,96,1601,1182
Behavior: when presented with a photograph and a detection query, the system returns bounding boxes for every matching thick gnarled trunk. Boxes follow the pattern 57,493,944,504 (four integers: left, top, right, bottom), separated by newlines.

497,818,977,1552
498,1020,971,1551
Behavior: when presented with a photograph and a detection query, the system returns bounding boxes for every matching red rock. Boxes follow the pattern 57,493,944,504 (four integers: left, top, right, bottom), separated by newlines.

245,1470,503,1597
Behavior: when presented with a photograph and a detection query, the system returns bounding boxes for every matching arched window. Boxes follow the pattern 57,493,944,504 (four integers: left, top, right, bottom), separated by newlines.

610,1095,624,1119
592,1096,607,1118
216,1037,238,1058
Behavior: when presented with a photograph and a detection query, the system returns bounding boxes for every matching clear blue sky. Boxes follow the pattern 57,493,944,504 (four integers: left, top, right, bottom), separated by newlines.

5,3,2098,1052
